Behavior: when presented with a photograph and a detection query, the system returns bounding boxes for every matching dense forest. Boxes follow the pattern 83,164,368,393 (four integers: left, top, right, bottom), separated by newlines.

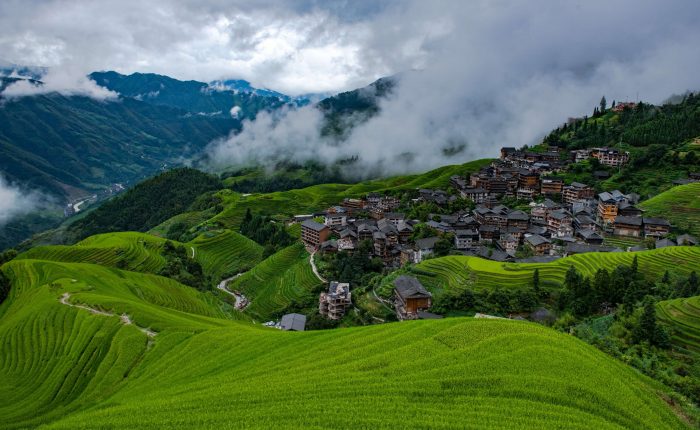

67,168,221,242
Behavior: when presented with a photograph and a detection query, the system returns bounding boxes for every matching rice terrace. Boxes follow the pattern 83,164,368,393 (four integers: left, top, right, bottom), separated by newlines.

3,1,700,429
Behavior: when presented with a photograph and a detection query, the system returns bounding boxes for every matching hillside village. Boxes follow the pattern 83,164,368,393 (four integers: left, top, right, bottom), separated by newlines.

296,144,699,322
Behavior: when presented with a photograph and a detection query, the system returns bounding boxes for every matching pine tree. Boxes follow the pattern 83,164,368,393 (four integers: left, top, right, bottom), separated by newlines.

633,296,658,344
600,96,607,113
631,255,638,274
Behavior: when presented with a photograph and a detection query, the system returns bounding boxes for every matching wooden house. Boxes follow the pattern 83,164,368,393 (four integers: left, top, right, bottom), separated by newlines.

394,276,432,320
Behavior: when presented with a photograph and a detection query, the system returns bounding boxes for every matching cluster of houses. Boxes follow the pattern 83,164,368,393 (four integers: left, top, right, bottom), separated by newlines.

299,143,690,269
315,275,438,322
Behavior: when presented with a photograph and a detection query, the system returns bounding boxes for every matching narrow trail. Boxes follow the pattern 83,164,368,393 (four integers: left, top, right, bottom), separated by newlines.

190,246,196,259
309,250,327,284
216,274,249,310
372,288,394,312
59,293,157,337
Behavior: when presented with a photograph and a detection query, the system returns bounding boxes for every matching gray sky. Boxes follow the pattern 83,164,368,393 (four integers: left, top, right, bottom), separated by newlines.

2,0,700,220
1,0,695,96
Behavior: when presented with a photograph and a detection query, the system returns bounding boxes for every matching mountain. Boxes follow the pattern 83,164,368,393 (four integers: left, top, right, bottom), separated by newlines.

0,89,237,200
317,76,396,138
90,71,291,119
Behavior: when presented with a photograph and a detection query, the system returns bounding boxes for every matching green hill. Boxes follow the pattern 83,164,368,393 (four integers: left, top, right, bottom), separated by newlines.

640,182,700,236
0,257,689,429
214,159,491,228
658,295,700,354
414,247,700,297
230,243,322,320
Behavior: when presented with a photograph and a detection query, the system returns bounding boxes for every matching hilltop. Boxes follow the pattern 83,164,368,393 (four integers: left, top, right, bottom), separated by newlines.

0,256,689,428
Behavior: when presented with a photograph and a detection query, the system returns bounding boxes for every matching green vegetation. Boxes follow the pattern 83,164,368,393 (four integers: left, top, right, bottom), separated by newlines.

67,168,222,241
214,159,491,228
230,243,322,320
542,94,700,197
239,209,294,257
414,247,700,297
16,232,168,273
0,256,689,428
189,229,264,280
659,295,700,354
640,182,700,236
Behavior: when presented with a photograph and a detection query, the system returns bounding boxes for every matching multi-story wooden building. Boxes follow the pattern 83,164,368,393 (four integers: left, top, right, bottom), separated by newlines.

394,276,432,320
540,177,564,195
563,182,595,204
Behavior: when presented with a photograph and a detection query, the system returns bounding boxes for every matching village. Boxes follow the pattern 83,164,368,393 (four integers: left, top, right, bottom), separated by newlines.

285,144,700,328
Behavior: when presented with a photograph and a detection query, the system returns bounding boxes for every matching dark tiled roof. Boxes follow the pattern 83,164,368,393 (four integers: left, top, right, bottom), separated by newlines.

301,219,327,232
394,276,431,299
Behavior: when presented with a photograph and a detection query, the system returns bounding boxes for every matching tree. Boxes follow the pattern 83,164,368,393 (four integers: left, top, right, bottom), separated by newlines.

532,268,540,296
633,296,669,348
0,270,11,305
631,255,638,274
433,237,454,257
600,96,607,113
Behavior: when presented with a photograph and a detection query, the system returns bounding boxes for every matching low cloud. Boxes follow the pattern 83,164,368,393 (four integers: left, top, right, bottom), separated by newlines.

206,1,700,177
229,105,241,118
2,65,118,100
0,175,44,225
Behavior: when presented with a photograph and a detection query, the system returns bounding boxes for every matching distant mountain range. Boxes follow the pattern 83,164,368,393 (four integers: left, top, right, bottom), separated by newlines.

0,67,396,249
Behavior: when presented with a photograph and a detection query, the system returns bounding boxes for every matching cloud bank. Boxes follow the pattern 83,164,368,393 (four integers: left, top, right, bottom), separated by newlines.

2,0,700,175
1,65,118,100
0,175,44,225
206,0,700,176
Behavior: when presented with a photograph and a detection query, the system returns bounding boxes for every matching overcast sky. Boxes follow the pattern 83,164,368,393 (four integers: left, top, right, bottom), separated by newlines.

1,0,694,96
2,0,700,217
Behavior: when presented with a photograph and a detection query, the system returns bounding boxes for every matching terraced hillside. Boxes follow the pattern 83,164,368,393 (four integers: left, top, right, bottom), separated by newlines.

16,232,168,273
0,258,689,428
415,247,700,296
189,229,264,280
230,243,322,320
658,296,700,354
213,159,491,228
640,182,700,236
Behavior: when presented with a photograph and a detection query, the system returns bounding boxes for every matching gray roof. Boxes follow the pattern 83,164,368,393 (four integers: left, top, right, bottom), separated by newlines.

656,238,677,248
280,313,306,331
526,234,550,246
415,236,440,250
394,276,431,299
569,182,589,189
507,210,530,221
578,229,603,240
643,217,671,226
614,216,643,226
677,234,699,246
301,219,327,232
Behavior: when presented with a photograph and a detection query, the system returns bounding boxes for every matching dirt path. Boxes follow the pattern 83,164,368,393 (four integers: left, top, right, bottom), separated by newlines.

309,251,327,283
372,288,394,312
216,274,249,310
190,246,196,259
60,293,156,337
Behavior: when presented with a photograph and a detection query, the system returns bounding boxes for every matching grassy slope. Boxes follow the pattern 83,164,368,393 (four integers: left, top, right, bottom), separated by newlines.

189,229,264,280
16,232,169,273
0,258,688,429
658,296,700,354
640,183,700,236
230,243,322,320
15,229,264,283
415,247,700,297
213,159,492,228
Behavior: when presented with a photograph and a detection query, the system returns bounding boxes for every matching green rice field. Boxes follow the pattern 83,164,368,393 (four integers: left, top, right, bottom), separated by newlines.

0,256,689,428
416,246,700,296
